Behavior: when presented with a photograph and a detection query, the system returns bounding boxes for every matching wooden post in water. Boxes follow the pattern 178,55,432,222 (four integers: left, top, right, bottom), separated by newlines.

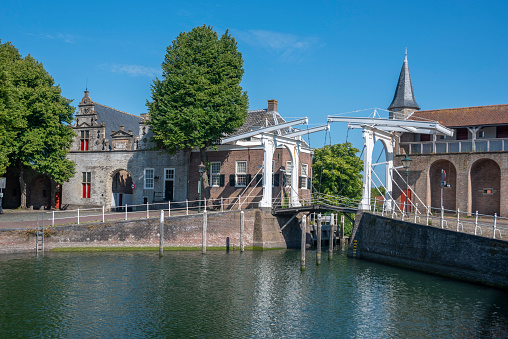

340,214,346,249
240,210,245,252
316,213,322,265
301,215,306,271
202,210,207,254
328,213,334,260
159,209,164,257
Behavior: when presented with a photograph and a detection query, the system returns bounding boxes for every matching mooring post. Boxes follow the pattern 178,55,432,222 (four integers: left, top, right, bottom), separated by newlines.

328,213,334,260
202,210,207,254
301,215,306,271
475,211,478,235
159,209,164,257
317,213,322,265
240,210,245,252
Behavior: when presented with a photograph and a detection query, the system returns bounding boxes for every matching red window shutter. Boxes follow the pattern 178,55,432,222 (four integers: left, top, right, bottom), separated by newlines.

80,140,84,151
87,183,91,198
85,139,89,151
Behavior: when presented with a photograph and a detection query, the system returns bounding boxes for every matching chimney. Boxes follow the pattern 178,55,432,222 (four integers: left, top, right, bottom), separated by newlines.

268,99,278,112
120,126,125,131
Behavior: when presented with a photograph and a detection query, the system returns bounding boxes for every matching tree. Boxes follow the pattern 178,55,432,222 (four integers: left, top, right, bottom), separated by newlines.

0,41,75,207
312,142,363,201
147,25,249,189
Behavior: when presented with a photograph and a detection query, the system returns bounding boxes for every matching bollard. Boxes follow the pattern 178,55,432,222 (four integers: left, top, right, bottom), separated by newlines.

240,211,245,252
328,213,334,260
159,210,164,257
317,213,322,265
301,215,306,271
475,211,478,235
202,211,207,254
102,205,105,223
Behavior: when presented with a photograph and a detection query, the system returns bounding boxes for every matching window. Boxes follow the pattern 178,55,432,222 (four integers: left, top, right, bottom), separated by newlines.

236,161,247,187
479,130,485,138
165,168,174,180
456,128,468,140
82,172,91,198
80,130,89,151
286,161,293,186
144,168,154,189
210,162,221,187
300,164,308,189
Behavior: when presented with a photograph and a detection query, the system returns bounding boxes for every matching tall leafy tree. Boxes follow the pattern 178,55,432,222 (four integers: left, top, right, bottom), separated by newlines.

147,25,249,181
0,41,75,207
312,142,363,201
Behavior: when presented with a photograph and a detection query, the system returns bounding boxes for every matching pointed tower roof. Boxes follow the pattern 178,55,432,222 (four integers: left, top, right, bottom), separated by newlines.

388,50,420,111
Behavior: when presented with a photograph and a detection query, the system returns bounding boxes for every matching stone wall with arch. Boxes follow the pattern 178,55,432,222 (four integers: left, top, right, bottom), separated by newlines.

470,158,501,216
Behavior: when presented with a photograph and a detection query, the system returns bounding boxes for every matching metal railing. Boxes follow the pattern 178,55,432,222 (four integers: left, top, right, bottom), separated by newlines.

400,138,508,155
370,200,506,240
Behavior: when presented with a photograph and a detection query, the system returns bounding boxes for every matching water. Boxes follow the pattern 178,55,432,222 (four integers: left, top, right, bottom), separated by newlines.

0,250,507,338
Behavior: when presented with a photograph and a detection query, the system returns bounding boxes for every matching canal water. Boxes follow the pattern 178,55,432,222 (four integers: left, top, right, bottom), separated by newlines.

0,249,507,338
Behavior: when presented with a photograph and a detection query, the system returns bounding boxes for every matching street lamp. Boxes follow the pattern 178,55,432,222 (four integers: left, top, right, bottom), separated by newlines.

401,154,412,217
198,162,205,213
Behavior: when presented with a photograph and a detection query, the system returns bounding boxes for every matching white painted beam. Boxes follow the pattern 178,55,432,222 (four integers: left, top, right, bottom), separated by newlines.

221,117,308,144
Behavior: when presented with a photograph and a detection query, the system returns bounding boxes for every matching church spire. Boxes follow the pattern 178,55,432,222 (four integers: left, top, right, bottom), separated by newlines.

388,49,420,119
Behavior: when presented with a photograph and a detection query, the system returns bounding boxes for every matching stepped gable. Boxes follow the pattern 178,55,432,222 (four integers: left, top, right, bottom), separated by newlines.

94,103,140,145
410,104,508,127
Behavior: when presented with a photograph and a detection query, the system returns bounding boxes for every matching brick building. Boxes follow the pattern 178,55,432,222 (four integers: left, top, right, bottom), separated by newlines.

58,93,312,210
390,53,508,217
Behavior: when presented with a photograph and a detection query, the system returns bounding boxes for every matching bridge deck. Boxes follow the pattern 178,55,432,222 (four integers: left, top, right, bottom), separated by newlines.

273,203,358,215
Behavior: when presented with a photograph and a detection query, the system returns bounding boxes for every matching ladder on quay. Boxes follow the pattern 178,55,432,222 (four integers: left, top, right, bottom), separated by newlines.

35,213,44,255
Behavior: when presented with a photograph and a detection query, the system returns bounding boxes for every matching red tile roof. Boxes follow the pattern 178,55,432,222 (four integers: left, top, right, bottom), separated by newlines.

410,104,508,127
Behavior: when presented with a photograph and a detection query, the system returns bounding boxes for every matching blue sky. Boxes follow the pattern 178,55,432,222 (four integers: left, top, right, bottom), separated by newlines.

1,0,507,163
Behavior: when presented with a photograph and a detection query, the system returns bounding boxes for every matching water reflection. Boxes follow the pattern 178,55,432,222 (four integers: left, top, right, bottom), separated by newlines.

0,251,506,338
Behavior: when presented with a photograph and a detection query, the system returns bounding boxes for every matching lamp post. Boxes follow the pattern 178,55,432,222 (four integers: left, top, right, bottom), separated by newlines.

198,162,205,213
401,155,412,217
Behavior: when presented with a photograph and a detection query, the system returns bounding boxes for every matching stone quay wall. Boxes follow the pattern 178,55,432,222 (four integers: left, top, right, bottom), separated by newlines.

0,209,303,254
348,212,508,289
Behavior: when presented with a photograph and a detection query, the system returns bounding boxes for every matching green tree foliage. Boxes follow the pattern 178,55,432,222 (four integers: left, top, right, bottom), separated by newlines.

0,41,75,206
147,25,249,162
312,142,363,201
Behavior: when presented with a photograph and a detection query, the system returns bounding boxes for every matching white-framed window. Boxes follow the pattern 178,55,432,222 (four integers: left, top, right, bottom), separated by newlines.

236,161,247,187
286,161,292,186
165,168,174,180
210,162,221,187
144,168,154,189
301,164,308,189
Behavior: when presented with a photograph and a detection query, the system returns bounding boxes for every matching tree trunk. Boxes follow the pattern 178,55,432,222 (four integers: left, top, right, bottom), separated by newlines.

199,148,210,200
18,162,27,208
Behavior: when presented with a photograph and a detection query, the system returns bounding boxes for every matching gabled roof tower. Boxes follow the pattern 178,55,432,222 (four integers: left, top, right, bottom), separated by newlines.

388,50,420,117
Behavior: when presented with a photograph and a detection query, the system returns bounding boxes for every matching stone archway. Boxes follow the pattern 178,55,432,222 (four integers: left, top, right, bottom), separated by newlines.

27,175,51,210
470,159,500,216
429,160,457,212
110,169,133,209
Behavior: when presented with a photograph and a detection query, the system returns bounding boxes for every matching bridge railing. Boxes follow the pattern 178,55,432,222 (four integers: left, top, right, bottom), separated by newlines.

370,201,507,240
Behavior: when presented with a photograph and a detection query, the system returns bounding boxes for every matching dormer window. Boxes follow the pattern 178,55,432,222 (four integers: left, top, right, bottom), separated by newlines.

80,130,89,151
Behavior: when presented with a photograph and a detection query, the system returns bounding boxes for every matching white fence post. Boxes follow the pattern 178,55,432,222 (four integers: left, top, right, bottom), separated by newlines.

426,207,429,226
102,205,105,223
52,211,55,226
456,208,460,231
125,204,128,220
168,201,171,218
186,200,189,215
475,211,478,235
146,202,149,219
77,208,80,225
440,206,444,228
221,197,224,213
414,203,418,223
493,213,497,239
204,197,207,212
